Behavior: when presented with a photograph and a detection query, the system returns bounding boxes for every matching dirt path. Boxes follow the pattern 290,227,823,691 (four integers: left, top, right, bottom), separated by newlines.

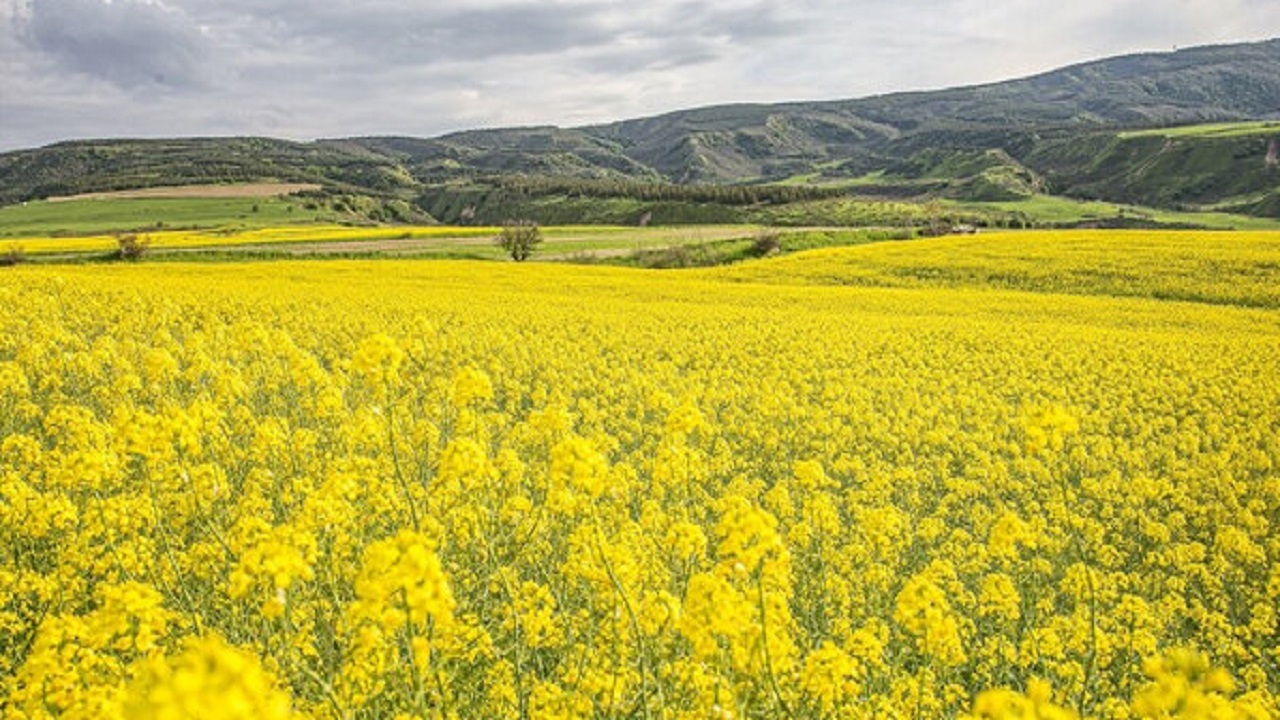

154,235,497,256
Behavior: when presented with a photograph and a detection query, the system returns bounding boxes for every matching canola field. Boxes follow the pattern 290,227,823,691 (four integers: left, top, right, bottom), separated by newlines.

1,225,500,256
1,230,1278,719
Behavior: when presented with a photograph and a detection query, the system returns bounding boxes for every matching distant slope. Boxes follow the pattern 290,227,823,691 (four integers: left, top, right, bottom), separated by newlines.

1021,123,1280,213
2,38,1280,217
0,138,416,206
416,38,1280,184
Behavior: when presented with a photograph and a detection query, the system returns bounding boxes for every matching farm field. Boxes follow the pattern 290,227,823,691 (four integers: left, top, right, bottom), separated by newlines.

1117,121,1280,139
947,196,1280,231
44,183,323,201
1,231,1278,718
712,230,1280,307
0,196,335,238
0,224,767,261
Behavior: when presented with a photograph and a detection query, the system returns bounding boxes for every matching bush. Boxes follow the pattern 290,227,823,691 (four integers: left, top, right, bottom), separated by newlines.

748,230,783,257
115,233,151,261
0,244,27,267
496,220,543,261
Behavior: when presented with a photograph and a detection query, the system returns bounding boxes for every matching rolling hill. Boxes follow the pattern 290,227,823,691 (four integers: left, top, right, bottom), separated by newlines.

2,38,1280,219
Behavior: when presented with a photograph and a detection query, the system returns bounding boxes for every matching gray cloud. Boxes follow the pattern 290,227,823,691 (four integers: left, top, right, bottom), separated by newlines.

20,0,213,89
192,0,808,71
2,0,1280,150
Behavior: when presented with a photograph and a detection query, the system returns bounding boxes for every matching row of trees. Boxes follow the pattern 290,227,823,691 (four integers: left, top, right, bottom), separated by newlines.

491,175,844,206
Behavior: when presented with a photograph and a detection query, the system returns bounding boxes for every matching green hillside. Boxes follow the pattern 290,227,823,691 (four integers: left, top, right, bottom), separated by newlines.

3,38,1280,223
0,138,416,206
1025,128,1280,213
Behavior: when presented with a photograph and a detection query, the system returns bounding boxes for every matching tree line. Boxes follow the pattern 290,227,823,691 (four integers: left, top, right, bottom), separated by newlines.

490,176,844,206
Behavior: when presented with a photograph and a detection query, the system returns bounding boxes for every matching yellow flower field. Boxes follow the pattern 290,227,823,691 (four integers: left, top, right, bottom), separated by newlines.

2,225,501,255
1,231,1277,719
712,229,1280,308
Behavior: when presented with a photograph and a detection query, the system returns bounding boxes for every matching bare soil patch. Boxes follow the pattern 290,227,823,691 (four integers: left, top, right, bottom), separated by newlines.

47,183,322,202
156,235,496,257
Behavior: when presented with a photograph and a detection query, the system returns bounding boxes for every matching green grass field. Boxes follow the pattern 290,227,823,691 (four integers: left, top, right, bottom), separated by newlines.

0,196,334,237
1117,120,1280,139
950,194,1280,230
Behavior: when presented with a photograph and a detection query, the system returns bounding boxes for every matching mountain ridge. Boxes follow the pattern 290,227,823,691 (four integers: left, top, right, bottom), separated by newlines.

3,38,1280,217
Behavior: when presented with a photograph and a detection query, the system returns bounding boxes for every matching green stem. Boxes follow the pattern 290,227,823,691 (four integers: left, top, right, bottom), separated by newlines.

756,572,793,718
385,400,421,531
594,527,656,720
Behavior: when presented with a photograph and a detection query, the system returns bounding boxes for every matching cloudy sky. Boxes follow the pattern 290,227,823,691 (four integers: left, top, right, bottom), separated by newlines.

2,0,1279,150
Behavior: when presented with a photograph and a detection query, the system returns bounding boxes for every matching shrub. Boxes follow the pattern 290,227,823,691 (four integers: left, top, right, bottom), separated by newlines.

0,244,27,267
749,230,783,257
115,233,151,261
496,220,543,261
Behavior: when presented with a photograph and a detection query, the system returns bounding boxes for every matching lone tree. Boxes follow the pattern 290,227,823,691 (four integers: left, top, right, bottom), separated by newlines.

496,220,543,261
